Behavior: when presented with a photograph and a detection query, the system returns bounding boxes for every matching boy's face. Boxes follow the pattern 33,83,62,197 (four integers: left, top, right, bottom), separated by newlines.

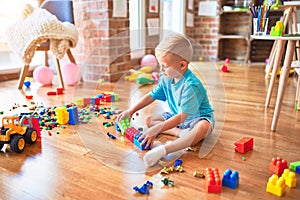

158,52,187,79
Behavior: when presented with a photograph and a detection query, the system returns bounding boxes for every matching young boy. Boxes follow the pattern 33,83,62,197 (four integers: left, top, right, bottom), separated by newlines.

117,33,214,167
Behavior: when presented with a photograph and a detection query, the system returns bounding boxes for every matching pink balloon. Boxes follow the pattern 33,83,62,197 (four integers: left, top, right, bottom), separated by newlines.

61,63,81,86
140,54,158,71
33,66,53,85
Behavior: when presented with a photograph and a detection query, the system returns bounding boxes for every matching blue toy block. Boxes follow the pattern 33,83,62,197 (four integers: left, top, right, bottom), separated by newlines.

67,106,79,125
297,166,300,174
133,133,151,150
290,161,300,173
90,97,96,105
133,181,153,195
222,169,239,189
174,159,182,167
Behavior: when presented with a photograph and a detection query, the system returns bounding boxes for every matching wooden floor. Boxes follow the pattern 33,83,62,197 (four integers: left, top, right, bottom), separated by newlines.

0,62,299,200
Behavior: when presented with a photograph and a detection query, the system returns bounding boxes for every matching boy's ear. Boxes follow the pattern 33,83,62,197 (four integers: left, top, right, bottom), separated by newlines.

180,61,188,70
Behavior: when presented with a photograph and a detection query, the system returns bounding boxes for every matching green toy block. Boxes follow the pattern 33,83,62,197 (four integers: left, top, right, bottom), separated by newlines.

289,161,300,172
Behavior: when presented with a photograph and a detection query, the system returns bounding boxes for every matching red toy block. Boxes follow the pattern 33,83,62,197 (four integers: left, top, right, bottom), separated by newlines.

95,98,101,105
57,88,63,94
205,168,222,193
125,127,139,143
84,98,90,105
102,94,111,102
269,157,288,175
234,137,254,153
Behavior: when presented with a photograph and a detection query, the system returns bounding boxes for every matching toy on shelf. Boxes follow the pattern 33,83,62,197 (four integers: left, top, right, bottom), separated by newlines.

266,174,286,197
234,136,254,153
0,115,37,153
222,169,239,189
281,169,296,188
220,58,230,72
290,161,300,174
270,157,288,175
270,21,284,36
205,168,221,193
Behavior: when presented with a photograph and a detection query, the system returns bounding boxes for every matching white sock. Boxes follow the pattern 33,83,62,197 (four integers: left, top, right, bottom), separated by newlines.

143,145,166,167
179,129,190,138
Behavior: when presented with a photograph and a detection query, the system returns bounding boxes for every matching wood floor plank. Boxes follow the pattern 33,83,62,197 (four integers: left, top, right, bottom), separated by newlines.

0,62,299,199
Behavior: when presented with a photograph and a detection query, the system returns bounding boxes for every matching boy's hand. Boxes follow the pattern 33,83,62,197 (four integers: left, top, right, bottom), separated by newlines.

138,126,160,149
116,109,132,122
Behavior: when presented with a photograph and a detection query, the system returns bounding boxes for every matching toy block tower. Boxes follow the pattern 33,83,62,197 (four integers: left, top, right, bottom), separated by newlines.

266,174,286,197
270,157,288,176
281,169,296,188
116,118,131,136
205,168,221,193
234,137,254,153
125,127,139,143
222,169,239,189
133,133,151,150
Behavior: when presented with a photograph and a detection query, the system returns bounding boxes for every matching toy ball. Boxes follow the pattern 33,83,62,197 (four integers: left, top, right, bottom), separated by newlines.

140,54,158,71
33,66,53,85
225,58,230,64
61,63,81,86
220,65,228,72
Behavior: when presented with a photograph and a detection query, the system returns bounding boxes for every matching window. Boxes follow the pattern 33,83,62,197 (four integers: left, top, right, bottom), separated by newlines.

161,0,185,37
0,0,40,72
129,0,145,58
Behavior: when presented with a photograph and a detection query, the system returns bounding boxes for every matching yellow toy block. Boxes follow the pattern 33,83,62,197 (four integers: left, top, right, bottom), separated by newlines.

74,97,84,106
54,107,69,125
266,174,286,197
282,169,296,188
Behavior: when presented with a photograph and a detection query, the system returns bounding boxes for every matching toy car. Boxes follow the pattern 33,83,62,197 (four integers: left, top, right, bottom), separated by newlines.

0,115,38,153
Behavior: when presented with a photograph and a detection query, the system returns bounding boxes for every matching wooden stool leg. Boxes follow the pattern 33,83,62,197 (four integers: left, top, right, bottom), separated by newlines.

55,58,65,90
18,65,30,89
296,72,300,110
66,49,76,64
44,51,49,66
265,41,277,78
265,40,286,107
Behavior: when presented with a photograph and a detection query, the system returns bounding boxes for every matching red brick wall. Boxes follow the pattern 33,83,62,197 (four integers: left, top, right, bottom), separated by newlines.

193,0,219,61
73,0,131,82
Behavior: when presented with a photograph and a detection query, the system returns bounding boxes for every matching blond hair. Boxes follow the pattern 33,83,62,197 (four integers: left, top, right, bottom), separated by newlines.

155,33,193,62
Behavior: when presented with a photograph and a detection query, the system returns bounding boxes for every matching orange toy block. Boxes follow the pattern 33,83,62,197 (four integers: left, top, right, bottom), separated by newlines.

205,168,221,193
266,174,286,197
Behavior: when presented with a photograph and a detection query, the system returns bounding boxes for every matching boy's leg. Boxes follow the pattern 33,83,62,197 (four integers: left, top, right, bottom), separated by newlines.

146,114,181,137
144,120,212,167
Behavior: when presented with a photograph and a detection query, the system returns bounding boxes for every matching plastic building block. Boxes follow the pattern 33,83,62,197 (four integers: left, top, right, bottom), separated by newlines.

54,107,69,125
174,159,182,168
161,177,175,187
205,168,221,193
107,132,116,139
234,137,254,153
297,166,300,174
266,174,286,197
270,157,288,176
67,106,79,125
125,127,139,143
282,169,296,188
116,118,131,135
133,180,153,195
270,21,284,37
222,169,239,189
289,161,300,173
74,97,84,106
83,98,90,105
133,133,151,150
57,88,63,94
